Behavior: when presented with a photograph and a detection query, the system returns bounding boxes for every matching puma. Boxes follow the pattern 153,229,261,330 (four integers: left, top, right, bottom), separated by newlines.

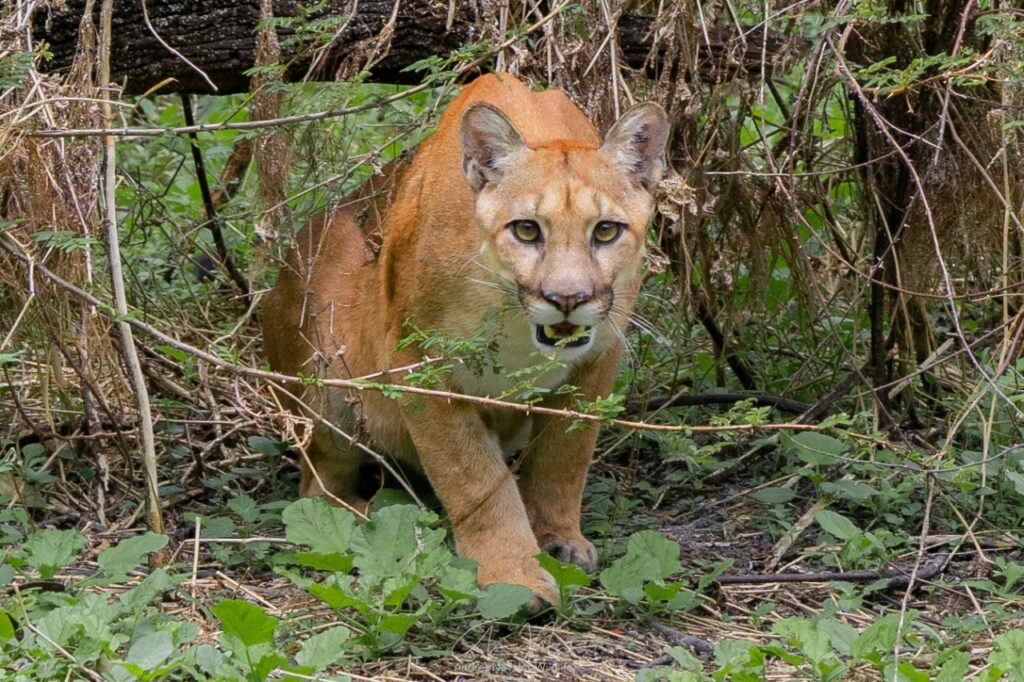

263,73,669,604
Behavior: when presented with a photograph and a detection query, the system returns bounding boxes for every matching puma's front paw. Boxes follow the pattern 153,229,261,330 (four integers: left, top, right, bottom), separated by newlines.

538,533,598,573
477,558,560,607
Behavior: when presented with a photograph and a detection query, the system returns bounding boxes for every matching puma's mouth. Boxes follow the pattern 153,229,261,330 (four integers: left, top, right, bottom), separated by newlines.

536,322,592,348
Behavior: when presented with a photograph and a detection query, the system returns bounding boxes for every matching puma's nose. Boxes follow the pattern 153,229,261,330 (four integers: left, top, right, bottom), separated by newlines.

542,289,593,313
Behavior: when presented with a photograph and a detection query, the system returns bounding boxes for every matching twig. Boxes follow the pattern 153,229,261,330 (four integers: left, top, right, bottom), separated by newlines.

190,515,201,599
764,491,834,571
20,620,105,682
179,93,250,299
98,0,166,556
140,0,217,91
643,619,715,655
716,553,947,588
693,289,757,391
643,391,812,415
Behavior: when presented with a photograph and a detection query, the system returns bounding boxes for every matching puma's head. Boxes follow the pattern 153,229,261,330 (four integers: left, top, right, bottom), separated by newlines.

460,101,670,359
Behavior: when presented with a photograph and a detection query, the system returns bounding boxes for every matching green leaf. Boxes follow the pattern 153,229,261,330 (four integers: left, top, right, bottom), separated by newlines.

786,432,847,465
247,436,287,459
990,629,1024,674
97,532,169,580
282,497,356,555
752,487,796,504
1007,471,1024,497
155,344,188,362
350,505,445,579
119,568,177,610
295,626,350,671
293,551,354,573
126,630,174,669
850,613,901,661
821,479,877,501
0,611,15,641
996,558,1024,591
773,617,832,664
213,599,279,647
935,651,971,682
227,494,260,523
818,617,858,657
815,510,861,541
23,528,87,579
477,583,534,619
537,553,591,590
435,561,483,602
599,530,681,604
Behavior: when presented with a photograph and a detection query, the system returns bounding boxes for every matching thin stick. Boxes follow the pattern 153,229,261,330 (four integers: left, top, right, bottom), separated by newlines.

140,0,217,91
180,93,250,298
190,515,201,599
98,0,166,553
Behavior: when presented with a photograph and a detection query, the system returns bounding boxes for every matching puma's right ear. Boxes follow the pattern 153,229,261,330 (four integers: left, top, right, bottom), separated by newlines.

460,104,527,192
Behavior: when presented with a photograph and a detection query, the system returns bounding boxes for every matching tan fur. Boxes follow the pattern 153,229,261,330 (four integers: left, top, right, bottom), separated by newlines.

263,74,668,603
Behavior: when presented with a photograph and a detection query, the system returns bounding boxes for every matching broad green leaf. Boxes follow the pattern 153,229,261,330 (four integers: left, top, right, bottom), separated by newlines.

890,660,930,682
213,599,278,647
752,487,796,504
126,630,174,669
350,505,445,579
599,530,681,603
996,558,1024,591
293,551,354,573
193,644,225,674
119,568,177,610
282,497,356,556
537,553,591,590
1007,471,1024,497
665,645,702,671
23,528,87,579
0,611,15,641
227,494,259,523
295,626,350,671
379,612,420,635
773,617,832,664
935,651,971,682
435,562,482,602
247,436,287,459
477,583,534,619
990,629,1024,674
850,614,901,661
97,532,169,580
818,617,858,657
786,432,847,465
821,479,878,501
815,510,861,541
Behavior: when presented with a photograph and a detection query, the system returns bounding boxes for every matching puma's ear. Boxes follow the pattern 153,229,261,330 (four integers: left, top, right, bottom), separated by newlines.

460,103,527,192
601,103,670,192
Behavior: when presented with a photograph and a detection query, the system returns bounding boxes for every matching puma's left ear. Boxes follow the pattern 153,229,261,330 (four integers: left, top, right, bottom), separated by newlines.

601,103,670,192
460,103,527,193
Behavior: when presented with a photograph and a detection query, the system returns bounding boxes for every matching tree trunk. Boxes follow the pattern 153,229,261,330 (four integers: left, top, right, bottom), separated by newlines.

34,0,483,95
33,1,796,95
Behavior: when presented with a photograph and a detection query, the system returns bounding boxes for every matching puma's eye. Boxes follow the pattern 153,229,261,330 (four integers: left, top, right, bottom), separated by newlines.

509,219,542,244
593,221,626,245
